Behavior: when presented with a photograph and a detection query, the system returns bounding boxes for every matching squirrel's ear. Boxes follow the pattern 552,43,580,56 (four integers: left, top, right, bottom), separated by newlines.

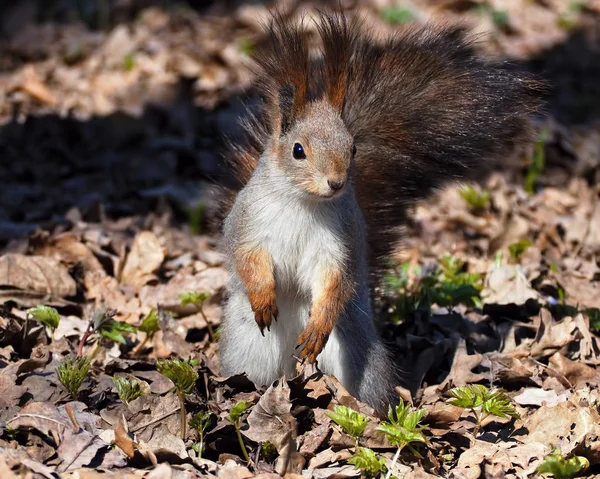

254,12,310,137
318,12,354,113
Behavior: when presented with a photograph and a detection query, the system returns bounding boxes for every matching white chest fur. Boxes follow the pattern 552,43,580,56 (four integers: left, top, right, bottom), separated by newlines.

245,186,347,296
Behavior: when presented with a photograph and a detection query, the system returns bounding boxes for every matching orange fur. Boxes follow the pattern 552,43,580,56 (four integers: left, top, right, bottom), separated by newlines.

297,267,353,362
235,246,278,333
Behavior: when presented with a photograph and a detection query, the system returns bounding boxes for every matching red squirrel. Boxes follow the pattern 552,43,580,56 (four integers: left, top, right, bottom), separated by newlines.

216,12,542,413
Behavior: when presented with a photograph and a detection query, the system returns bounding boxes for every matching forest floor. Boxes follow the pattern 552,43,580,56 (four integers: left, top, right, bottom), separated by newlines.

1,1,600,478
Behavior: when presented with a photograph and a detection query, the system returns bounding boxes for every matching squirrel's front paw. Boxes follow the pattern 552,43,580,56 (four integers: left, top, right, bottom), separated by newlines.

296,323,330,363
249,291,278,335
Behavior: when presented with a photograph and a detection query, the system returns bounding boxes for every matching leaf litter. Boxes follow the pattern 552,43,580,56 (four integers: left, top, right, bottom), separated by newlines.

1,0,600,477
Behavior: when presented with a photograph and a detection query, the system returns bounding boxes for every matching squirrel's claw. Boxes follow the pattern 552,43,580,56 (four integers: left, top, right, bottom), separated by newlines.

252,296,278,335
296,324,329,363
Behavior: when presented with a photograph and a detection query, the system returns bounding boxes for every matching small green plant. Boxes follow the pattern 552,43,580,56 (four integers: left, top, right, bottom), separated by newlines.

157,358,199,440
537,448,589,478
508,239,533,261
239,37,254,56
136,309,160,355
261,440,278,461
326,405,369,443
227,400,252,463
348,447,387,477
525,128,550,194
77,308,136,357
385,254,483,320
123,52,136,71
377,402,428,455
186,202,206,235
189,411,212,458
459,184,490,212
587,308,600,332
57,357,91,400
112,376,145,404
472,2,509,30
381,6,416,25
178,291,215,340
447,384,518,437
557,2,585,30
27,305,60,337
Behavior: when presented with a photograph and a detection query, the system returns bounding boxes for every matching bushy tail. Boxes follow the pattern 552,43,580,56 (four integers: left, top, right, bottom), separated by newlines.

217,12,544,281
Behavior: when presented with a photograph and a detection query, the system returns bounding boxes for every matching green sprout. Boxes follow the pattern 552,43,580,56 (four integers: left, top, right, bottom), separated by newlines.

459,184,490,213
27,305,60,337
227,400,253,463
326,405,369,444
537,448,589,478
261,440,278,461
525,128,550,194
157,359,199,440
111,376,146,404
178,291,215,340
377,402,428,457
508,239,533,261
239,37,255,56
189,411,212,458
123,52,136,72
381,6,416,25
57,357,91,400
135,309,160,355
186,202,206,236
348,447,387,478
385,254,483,320
587,308,600,332
77,308,136,357
447,384,518,437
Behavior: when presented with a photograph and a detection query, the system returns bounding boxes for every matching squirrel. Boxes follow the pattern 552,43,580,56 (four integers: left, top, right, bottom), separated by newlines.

216,12,543,413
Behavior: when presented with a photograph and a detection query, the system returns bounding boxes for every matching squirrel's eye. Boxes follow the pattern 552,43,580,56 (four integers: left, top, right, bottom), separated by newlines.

293,143,306,160
352,144,357,156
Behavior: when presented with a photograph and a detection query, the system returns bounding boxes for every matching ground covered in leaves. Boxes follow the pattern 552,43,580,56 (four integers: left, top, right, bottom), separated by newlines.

1,0,600,478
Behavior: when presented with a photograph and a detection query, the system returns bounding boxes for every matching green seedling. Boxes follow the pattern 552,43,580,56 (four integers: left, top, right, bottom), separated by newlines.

77,308,136,357
377,401,428,478
227,400,253,462
447,384,518,437
186,202,206,235
459,184,491,212
381,6,416,25
123,52,136,72
239,37,255,56
326,405,369,445
586,308,600,332
136,309,160,355
261,440,277,461
385,254,483,321
508,239,533,261
112,376,146,404
189,411,212,458
179,291,215,340
57,357,91,400
157,358,199,440
525,128,550,194
537,448,589,478
348,447,387,477
27,305,60,337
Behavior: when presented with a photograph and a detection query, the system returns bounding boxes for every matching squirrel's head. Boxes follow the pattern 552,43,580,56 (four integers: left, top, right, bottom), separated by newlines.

255,13,357,200
271,100,355,200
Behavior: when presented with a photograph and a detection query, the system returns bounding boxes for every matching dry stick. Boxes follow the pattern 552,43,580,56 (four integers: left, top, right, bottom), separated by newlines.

178,391,187,440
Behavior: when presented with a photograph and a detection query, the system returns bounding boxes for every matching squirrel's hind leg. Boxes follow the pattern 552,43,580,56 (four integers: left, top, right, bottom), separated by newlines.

219,287,299,386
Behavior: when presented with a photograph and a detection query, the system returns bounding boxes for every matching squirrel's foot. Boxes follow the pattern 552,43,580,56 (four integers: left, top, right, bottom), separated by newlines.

296,323,330,363
250,293,278,335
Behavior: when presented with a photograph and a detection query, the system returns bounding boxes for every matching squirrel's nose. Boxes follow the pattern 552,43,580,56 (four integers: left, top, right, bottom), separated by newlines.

328,179,345,191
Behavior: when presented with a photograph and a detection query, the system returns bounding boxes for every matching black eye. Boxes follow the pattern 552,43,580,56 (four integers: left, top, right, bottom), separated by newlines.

293,143,306,160
352,144,357,156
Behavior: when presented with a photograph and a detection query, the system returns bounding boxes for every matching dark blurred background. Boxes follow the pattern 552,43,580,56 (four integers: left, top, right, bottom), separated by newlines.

0,0,598,246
